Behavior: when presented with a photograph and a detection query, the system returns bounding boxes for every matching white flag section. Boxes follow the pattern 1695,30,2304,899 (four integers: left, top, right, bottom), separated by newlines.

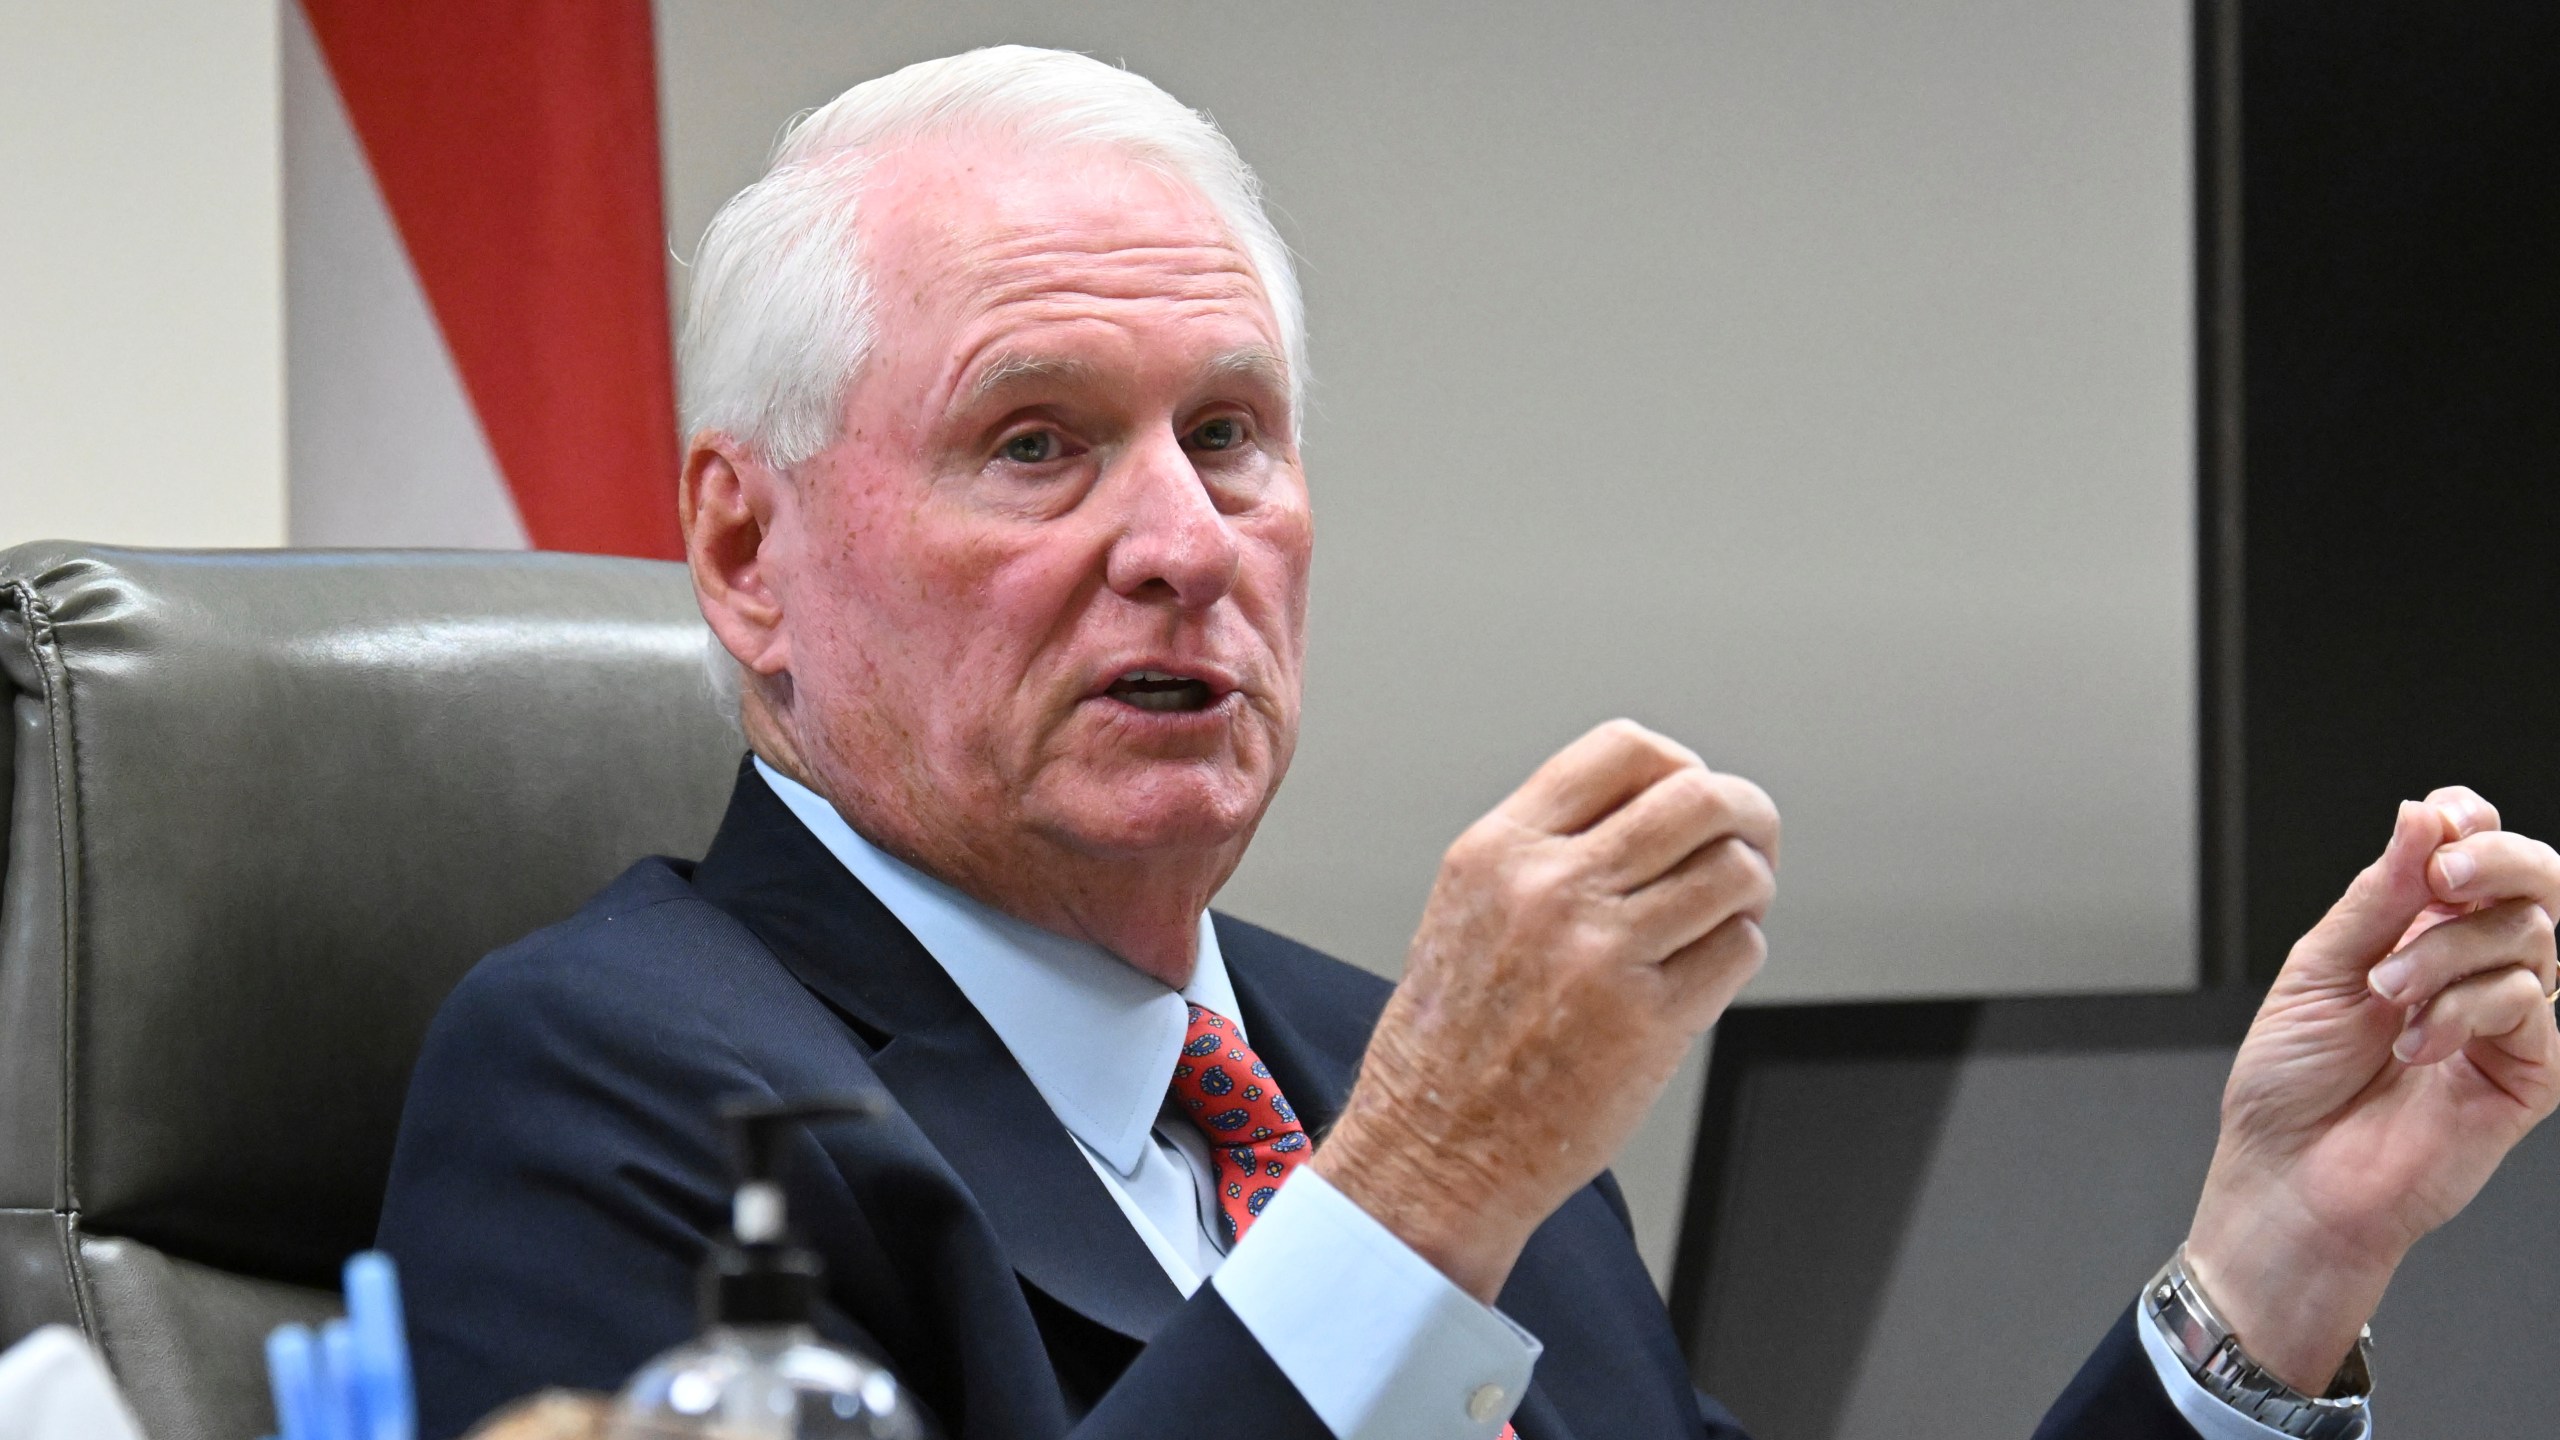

280,0,675,556
282,2,526,549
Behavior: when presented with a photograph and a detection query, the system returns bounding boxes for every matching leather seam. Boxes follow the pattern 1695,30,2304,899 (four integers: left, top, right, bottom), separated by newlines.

55,1209,97,1338
5,580,82,1220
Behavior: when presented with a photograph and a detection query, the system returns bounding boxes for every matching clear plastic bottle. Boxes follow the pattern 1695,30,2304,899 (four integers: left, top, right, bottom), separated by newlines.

608,1099,933,1440
611,1321,924,1440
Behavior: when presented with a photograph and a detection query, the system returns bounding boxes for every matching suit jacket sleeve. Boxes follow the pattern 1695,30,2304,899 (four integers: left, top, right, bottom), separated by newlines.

378,929,763,1440
2032,1305,2206,1440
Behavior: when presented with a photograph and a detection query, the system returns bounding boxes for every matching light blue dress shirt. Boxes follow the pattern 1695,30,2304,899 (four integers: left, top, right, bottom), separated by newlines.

755,759,2353,1440
755,759,1536,1439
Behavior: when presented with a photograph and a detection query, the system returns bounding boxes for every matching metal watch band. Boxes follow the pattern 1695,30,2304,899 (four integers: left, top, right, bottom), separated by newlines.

2144,1249,2374,1440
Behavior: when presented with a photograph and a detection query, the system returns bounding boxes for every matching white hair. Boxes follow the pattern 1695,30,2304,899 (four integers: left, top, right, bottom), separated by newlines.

678,45,1306,469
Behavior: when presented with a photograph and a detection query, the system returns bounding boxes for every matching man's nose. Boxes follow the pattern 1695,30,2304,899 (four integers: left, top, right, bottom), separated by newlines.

1099,429,1243,608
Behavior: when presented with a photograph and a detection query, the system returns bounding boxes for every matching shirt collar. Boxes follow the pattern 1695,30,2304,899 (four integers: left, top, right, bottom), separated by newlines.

752,757,1242,1177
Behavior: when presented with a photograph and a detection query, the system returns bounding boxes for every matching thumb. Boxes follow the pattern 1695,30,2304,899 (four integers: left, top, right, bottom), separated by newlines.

2286,800,2449,983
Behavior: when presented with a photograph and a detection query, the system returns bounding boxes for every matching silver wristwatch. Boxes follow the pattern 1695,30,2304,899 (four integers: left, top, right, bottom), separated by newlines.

2145,1249,2373,1440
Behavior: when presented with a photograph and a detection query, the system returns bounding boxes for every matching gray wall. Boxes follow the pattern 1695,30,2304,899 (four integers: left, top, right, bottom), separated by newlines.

653,0,2198,1006
0,0,285,546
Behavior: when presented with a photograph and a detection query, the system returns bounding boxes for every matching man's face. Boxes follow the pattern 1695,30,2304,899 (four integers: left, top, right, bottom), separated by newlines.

764,137,1310,879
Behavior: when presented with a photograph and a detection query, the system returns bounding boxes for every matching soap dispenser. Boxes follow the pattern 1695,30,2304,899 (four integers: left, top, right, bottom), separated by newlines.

609,1097,932,1440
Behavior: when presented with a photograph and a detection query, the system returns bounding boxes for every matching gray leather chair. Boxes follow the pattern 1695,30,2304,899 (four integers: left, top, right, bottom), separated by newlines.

0,544,744,1440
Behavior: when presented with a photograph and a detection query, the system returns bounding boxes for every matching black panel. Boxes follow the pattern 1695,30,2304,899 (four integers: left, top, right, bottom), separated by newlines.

2239,0,2560,978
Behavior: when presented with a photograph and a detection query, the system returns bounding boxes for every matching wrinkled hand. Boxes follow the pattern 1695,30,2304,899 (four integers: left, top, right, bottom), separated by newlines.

1313,720,1778,1302
2187,787,2560,1390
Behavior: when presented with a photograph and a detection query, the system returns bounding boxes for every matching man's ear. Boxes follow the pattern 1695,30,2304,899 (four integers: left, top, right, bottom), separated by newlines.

680,435,793,678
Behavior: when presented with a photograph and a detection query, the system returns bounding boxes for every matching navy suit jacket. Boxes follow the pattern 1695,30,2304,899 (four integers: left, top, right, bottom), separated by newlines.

378,763,2198,1439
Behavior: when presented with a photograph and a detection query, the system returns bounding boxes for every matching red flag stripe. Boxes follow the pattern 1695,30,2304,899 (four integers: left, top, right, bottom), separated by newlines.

301,0,679,558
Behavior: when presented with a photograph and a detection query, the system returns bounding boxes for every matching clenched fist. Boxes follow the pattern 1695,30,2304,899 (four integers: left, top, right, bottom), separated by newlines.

1313,719,1778,1302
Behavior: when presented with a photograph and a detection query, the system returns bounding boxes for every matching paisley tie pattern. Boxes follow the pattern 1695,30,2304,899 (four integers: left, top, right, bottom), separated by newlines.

1167,1003,1521,1437
1168,1003,1310,1247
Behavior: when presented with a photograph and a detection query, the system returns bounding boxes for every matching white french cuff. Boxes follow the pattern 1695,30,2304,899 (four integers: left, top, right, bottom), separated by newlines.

2136,1285,2374,1440
1212,1169,1541,1440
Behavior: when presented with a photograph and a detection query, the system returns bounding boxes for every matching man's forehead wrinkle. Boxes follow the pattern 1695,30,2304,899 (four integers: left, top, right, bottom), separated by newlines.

865,145,1287,427
967,237,1265,301
927,250,1286,419
954,256,1278,364
863,134,1274,325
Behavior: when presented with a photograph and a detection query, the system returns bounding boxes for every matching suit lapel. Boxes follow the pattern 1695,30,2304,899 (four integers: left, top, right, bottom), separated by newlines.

691,763,1184,1345
863,1028,1183,1344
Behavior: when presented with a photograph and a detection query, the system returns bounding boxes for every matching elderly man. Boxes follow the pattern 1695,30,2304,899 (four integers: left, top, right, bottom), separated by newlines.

379,46,2560,1440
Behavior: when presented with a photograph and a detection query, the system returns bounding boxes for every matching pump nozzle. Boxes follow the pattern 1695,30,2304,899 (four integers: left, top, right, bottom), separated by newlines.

705,1094,880,1327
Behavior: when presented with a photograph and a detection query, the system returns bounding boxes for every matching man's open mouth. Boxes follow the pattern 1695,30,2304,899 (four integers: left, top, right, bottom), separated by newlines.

1105,669,1219,714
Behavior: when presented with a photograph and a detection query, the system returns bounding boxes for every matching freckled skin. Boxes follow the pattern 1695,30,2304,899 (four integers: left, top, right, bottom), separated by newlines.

684,137,1312,987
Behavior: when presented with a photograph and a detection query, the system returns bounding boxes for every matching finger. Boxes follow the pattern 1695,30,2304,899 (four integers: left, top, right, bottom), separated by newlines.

2428,829,2560,915
1582,767,1780,890
1496,718,1702,836
2391,964,2551,1068
2422,785,2501,838
2284,800,2448,983
1660,914,1767,1031
2367,897,2556,1007
1621,835,1776,959
2392,903,2466,953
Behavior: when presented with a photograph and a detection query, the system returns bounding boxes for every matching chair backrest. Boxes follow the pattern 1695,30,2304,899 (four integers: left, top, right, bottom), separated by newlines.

0,544,744,1440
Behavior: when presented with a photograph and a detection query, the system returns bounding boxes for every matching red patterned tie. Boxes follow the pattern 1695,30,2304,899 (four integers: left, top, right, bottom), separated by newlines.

1168,1003,1310,1247
1168,1004,1522,1438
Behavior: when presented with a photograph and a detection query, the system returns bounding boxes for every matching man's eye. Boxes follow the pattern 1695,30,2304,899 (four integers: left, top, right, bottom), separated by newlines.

1001,430,1062,464
1189,416,1247,452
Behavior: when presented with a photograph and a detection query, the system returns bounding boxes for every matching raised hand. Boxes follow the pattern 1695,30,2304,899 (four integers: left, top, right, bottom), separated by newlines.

1313,719,1779,1302
2186,787,2560,1391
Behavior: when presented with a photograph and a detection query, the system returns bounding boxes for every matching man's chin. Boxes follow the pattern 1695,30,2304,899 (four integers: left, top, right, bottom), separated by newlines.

1033,770,1275,862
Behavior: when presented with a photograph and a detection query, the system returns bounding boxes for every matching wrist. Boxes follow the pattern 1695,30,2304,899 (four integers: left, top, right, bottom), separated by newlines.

1311,1108,1537,1304
2184,1187,2401,1394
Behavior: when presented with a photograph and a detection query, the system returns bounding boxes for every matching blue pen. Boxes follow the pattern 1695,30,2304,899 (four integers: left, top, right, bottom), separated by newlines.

318,1319,364,1440
344,1251,418,1440
266,1324,325,1440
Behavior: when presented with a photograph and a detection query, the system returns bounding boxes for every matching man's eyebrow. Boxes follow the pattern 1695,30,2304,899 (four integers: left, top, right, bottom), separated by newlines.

955,345,1293,413
1201,346,1289,393
961,352,1104,409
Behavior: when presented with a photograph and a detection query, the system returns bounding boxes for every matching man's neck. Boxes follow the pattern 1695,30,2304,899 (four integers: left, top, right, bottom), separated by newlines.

745,736,1215,990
